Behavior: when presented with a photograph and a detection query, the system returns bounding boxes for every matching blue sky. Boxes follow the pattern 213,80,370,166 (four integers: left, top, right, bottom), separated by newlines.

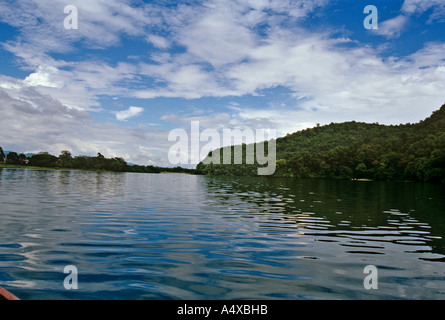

1,0,445,166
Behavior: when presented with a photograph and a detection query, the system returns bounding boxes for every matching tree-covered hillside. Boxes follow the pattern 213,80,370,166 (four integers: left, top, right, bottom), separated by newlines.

197,103,445,183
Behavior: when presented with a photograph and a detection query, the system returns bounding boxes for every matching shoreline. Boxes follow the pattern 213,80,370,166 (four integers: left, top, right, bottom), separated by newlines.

0,164,196,175
0,165,428,183
0,164,119,173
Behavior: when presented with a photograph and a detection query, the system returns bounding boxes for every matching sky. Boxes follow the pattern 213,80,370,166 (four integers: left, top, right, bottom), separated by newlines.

0,0,445,167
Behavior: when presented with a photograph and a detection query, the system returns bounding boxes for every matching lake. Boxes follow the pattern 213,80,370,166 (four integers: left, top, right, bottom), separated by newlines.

0,168,444,300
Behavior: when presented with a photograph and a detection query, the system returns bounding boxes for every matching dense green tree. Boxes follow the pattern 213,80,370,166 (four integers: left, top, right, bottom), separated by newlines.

355,163,368,179
59,150,73,168
109,157,128,172
198,103,445,183
94,152,106,170
6,152,20,165
18,154,27,162
0,147,5,163
29,152,58,167
1,147,198,175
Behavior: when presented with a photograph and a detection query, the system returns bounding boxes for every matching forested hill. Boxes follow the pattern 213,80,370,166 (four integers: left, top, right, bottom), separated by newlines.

197,103,445,183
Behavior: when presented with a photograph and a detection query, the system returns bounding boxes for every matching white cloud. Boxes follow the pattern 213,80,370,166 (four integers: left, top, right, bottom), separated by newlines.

115,106,144,121
131,3,445,129
23,65,64,88
0,53,140,110
161,112,233,129
0,0,159,53
146,35,170,49
0,87,170,166
135,61,239,99
224,37,445,131
1,0,445,167
175,2,257,68
402,0,444,15
375,15,409,39
371,0,445,39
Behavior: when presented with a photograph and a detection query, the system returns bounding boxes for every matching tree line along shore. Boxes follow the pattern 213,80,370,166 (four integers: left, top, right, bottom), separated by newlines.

197,103,445,183
2,103,445,183
0,149,198,175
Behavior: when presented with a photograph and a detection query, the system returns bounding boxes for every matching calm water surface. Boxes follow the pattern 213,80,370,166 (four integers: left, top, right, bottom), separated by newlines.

0,168,444,300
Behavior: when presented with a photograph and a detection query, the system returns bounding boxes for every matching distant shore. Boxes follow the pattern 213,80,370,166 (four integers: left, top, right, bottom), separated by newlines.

0,164,107,172
160,171,192,175
0,164,194,175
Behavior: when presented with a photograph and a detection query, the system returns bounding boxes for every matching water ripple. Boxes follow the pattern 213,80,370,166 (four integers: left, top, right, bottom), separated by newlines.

1,170,444,299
